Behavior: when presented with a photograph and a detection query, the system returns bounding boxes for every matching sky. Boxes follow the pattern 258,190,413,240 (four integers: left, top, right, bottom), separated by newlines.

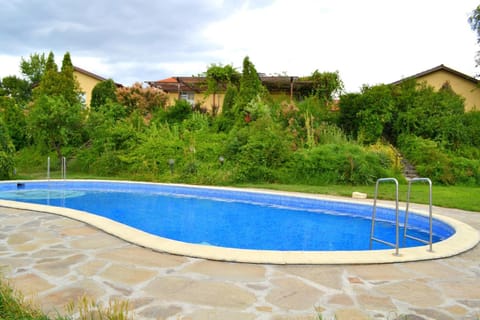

0,0,478,92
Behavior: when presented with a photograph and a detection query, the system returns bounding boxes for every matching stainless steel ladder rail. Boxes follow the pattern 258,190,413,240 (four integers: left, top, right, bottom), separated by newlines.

61,156,66,180
369,178,400,256
403,177,433,252
47,156,51,180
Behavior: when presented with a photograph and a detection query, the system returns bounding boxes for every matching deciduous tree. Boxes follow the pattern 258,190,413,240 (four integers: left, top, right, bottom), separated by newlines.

0,117,15,179
0,75,31,107
303,70,344,102
0,97,27,149
469,5,480,66
20,53,47,85
28,95,83,159
90,79,118,111
205,64,240,113
116,82,167,119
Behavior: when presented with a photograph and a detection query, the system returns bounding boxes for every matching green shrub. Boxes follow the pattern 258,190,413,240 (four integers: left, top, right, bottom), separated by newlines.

90,79,118,111
397,134,480,185
160,99,193,124
226,117,293,183
284,143,395,185
0,118,15,179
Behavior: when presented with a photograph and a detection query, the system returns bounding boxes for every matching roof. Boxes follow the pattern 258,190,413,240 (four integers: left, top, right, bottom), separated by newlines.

146,77,208,93
73,66,123,87
391,64,479,86
146,76,316,93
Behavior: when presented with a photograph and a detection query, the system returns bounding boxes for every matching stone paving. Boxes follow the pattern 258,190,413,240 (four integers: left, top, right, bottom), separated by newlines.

0,202,479,320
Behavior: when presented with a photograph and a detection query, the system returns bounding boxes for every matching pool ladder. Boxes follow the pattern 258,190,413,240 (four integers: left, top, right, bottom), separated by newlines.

47,156,66,180
369,177,433,256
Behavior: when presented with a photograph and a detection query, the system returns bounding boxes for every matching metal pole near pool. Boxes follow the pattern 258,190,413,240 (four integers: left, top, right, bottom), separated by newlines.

47,157,50,180
61,157,66,180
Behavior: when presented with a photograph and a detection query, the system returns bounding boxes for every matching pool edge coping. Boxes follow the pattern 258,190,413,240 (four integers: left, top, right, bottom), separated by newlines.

0,179,479,265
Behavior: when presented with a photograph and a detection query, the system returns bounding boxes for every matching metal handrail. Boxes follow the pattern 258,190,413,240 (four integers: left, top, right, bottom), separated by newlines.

47,157,50,180
370,178,400,256
61,156,66,180
404,177,433,252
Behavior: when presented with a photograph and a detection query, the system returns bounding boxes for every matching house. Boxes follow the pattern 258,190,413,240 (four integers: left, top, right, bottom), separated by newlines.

146,76,316,113
391,65,480,112
73,66,121,107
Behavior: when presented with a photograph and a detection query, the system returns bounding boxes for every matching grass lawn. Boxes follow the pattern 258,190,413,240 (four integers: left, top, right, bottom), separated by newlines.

236,183,480,212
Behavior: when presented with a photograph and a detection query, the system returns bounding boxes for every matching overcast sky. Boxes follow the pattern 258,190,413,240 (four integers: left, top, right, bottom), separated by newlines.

0,0,478,92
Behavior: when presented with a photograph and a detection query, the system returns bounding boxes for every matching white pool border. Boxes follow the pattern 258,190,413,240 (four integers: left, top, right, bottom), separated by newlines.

1,179,478,264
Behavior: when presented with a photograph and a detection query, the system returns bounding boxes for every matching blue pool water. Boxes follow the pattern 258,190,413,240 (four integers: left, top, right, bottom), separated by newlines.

0,181,454,251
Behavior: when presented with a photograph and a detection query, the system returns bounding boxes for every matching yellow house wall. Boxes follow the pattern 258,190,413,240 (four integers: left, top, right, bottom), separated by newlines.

197,92,225,112
73,70,103,108
165,91,226,113
417,70,480,112
165,91,291,113
165,92,178,107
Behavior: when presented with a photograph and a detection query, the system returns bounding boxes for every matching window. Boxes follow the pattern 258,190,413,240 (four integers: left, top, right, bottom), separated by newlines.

80,92,87,108
179,91,195,105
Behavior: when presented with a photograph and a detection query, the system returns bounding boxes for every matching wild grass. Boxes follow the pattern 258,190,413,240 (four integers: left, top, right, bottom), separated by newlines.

0,275,54,319
64,295,132,320
0,274,131,320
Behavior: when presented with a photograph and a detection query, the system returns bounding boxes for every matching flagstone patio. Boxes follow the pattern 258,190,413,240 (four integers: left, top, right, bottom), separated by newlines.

0,201,479,320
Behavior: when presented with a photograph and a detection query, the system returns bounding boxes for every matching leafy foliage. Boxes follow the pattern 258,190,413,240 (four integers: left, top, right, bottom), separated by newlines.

33,52,82,106
225,116,293,182
28,95,84,159
339,80,466,147
284,143,395,185
0,97,27,149
116,82,167,119
397,134,480,185
0,75,32,107
300,70,344,102
90,79,118,111
338,84,395,144
235,56,266,115
0,117,15,179
3,52,479,186
469,4,480,66
20,52,47,85
205,64,240,114
155,99,192,124
59,52,82,106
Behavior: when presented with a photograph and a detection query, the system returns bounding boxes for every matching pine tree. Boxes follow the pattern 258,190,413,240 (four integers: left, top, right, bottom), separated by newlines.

234,56,266,118
34,51,60,98
45,51,57,73
60,52,81,105
33,51,80,105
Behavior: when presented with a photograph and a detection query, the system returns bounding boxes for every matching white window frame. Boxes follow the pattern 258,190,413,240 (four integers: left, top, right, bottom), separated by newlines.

179,91,195,105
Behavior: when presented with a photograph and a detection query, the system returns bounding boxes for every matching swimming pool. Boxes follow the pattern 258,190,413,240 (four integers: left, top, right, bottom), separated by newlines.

0,180,477,264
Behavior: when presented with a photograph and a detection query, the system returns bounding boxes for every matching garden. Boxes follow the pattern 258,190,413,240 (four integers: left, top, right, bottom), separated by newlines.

1,53,479,212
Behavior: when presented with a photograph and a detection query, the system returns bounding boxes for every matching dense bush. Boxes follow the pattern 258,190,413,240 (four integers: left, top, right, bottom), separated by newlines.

3,53,480,186
397,134,480,185
0,118,15,179
225,117,293,183
0,97,27,150
283,143,396,185
90,79,118,111
155,99,193,124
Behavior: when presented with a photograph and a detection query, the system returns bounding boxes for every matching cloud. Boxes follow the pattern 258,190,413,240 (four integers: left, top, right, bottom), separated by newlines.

203,0,478,91
0,0,260,83
0,0,477,90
